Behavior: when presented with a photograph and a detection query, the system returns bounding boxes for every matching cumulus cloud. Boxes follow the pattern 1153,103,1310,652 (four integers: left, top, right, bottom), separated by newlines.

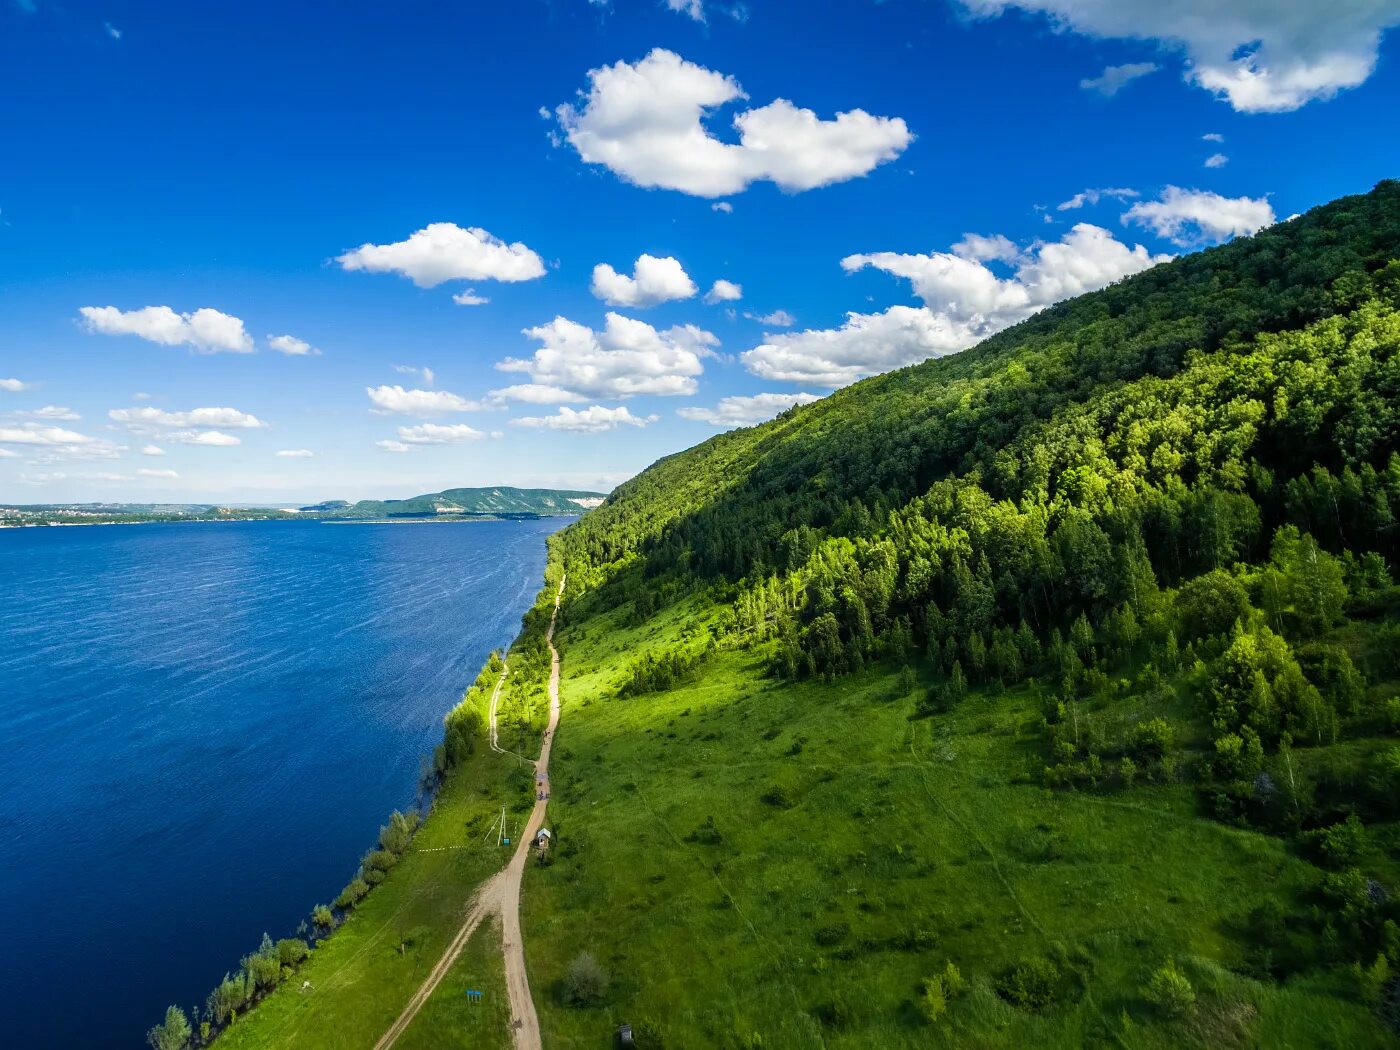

393,423,487,445
951,233,1024,264
511,405,657,433
1122,186,1275,245
141,445,165,456
268,334,321,356
0,423,123,461
452,289,490,306
677,391,820,427
276,449,315,458
1203,132,1225,143
109,406,267,429
712,201,734,213
959,0,1400,112
377,440,414,453
591,254,698,307
744,309,796,326
555,48,912,197
665,0,705,21
487,384,589,405
366,385,488,415
742,223,1169,387
138,468,178,478
12,406,80,421
0,378,32,392
336,223,546,288
704,279,743,304
169,430,241,446
496,312,719,399
1057,187,1139,211
79,305,254,353
1204,152,1229,168
1080,61,1160,96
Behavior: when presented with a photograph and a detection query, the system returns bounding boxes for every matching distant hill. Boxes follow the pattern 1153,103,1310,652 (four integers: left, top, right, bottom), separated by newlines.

322,486,606,519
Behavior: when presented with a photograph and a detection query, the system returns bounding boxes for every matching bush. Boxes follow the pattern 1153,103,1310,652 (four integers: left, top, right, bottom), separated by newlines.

311,904,334,931
918,963,966,1024
996,956,1061,1010
276,938,310,968
146,1005,191,1050
1134,717,1175,762
760,783,796,808
561,951,608,1007
1175,570,1250,640
378,809,420,855
335,876,370,911
1143,960,1195,1017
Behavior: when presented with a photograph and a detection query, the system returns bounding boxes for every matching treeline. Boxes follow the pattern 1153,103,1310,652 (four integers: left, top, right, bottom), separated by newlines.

544,180,1400,1030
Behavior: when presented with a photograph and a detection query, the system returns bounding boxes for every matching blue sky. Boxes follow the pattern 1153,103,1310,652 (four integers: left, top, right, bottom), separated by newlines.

3,0,1399,503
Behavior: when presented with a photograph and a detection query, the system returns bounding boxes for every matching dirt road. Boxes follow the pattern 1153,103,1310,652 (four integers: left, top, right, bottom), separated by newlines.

373,576,564,1050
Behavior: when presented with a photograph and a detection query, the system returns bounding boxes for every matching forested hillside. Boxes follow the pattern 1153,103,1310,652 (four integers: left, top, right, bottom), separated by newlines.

524,181,1400,1047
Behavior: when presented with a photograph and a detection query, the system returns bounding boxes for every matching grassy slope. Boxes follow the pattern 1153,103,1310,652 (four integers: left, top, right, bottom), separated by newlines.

212,619,555,1049
520,595,1393,1048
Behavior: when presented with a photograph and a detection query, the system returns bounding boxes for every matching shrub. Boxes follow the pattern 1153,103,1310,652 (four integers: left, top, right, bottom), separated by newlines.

276,938,310,968
311,904,334,931
335,876,370,911
1175,570,1250,640
1307,815,1368,867
1134,717,1174,762
562,951,608,1007
760,783,796,808
1143,960,1195,1018
146,1005,191,1050
996,956,1061,1010
378,810,420,855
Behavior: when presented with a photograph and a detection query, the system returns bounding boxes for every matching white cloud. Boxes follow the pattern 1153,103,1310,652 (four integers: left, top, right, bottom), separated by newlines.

79,305,254,353
366,385,488,415
276,449,315,458
336,223,546,288
452,289,491,306
104,21,121,39
591,254,698,307
496,312,719,399
268,334,321,356
960,0,1400,112
169,430,241,446
0,378,32,392
1204,152,1229,168
555,48,912,197
394,422,487,445
743,223,1169,387
1057,187,1139,211
677,391,820,427
394,365,435,386
138,468,178,479
0,423,94,447
712,201,734,213
487,384,589,404
953,234,1026,267
665,0,705,21
511,405,657,433
1203,132,1225,142
1122,186,1275,245
0,448,16,458
377,440,414,454
1079,61,1160,96
12,406,80,421
743,309,796,326
109,406,267,429
141,445,165,456
705,279,743,304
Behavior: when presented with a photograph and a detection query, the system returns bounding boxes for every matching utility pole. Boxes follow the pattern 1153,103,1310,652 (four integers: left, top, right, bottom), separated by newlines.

498,804,506,847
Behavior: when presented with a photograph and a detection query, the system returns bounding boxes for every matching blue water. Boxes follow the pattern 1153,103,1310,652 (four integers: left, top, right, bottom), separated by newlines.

0,517,565,1048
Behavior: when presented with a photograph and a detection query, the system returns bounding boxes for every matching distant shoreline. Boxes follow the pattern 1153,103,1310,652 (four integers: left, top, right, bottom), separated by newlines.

0,514,581,531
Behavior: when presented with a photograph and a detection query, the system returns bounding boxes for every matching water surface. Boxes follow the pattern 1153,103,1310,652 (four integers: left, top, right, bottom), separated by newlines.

0,517,563,1047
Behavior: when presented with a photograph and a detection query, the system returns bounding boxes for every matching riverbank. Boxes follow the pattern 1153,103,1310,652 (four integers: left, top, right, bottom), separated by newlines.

199,559,563,1049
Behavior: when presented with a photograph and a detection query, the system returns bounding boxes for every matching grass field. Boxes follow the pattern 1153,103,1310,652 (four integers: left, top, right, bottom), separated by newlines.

516,593,1395,1048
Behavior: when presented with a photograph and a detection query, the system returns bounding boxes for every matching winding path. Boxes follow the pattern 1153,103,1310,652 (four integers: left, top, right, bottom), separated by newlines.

374,576,564,1050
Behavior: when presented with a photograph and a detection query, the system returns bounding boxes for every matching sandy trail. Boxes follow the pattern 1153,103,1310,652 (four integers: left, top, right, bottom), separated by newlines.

374,576,564,1050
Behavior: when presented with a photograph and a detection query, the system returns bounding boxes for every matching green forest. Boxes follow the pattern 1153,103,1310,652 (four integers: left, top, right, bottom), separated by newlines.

526,180,1400,1047
182,181,1400,1050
